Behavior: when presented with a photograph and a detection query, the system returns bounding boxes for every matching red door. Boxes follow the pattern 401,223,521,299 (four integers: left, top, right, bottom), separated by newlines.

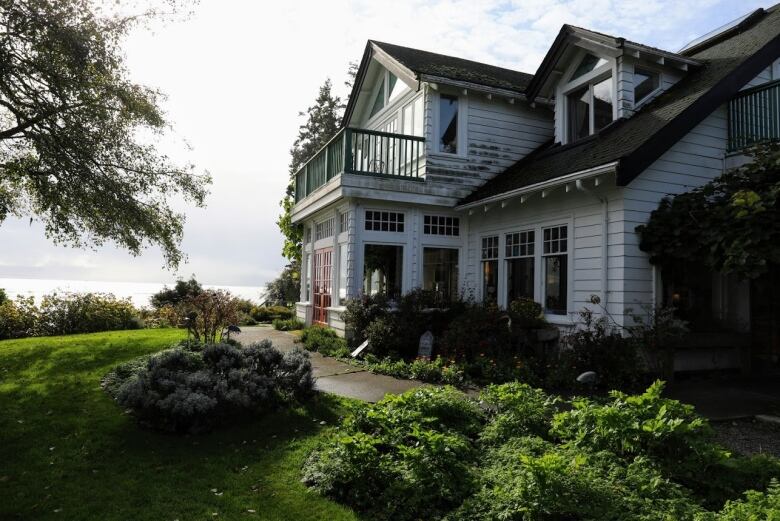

312,248,332,324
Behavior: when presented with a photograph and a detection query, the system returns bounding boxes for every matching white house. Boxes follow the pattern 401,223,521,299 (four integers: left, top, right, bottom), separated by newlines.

291,6,780,371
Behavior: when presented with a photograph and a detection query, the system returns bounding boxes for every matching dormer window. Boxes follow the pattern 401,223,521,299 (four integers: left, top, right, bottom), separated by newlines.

567,76,613,142
633,67,659,105
571,53,608,81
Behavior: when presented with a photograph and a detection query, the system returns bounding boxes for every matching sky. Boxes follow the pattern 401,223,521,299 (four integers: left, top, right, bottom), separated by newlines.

0,0,768,287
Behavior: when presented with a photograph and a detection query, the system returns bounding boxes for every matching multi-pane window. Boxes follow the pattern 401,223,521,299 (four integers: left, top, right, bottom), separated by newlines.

339,211,349,234
505,231,534,258
481,236,499,305
315,218,334,241
365,210,405,232
543,225,568,315
506,231,535,303
567,74,613,142
438,94,459,153
424,215,460,236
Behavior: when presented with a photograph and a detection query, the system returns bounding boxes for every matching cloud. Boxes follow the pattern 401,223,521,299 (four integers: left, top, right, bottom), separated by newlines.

0,0,765,287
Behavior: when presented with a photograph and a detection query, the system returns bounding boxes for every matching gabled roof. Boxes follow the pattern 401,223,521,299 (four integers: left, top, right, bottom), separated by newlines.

342,41,533,126
460,5,780,207
525,25,701,101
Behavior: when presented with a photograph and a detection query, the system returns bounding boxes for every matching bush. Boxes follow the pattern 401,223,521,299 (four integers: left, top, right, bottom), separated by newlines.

359,355,467,386
114,340,314,433
696,480,780,521
303,387,483,520
37,292,140,336
149,276,203,309
301,326,349,357
479,382,558,444
342,293,390,348
251,305,293,323
180,289,240,344
0,296,37,339
272,317,304,331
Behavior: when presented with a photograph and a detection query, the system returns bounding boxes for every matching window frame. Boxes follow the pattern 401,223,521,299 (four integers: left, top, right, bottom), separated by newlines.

431,90,468,158
632,65,662,108
364,210,405,233
559,49,615,144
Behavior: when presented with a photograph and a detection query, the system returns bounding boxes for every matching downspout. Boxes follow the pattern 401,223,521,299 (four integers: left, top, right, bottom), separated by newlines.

576,180,609,310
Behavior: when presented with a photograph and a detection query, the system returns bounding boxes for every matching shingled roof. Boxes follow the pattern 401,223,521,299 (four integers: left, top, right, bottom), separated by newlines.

460,5,780,207
370,41,534,93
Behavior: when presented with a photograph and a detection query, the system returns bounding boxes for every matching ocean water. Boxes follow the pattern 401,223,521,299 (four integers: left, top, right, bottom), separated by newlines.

0,278,266,308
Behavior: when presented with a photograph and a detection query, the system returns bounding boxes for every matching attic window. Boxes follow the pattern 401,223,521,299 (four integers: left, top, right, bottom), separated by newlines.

369,82,385,118
634,67,659,104
387,73,407,103
571,53,608,81
567,76,613,142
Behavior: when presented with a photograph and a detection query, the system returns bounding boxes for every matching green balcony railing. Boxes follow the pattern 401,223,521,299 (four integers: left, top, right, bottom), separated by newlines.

728,79,780,152
294,128,425,203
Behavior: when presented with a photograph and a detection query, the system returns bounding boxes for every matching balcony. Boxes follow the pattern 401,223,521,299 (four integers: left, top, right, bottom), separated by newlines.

294,128,425,203
728,79,780,152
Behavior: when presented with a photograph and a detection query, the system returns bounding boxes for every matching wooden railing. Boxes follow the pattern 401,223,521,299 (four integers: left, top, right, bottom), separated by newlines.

728,79,780,152
294,128,425,202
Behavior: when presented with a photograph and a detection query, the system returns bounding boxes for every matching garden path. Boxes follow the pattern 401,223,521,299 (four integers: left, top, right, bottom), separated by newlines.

237,326,427,402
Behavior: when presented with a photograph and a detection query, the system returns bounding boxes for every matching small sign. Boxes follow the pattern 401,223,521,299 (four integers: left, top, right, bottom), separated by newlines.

417,331,434,360
351,339,369,358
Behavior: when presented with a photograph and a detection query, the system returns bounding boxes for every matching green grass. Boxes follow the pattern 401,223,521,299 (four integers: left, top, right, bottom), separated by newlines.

0,329,358,521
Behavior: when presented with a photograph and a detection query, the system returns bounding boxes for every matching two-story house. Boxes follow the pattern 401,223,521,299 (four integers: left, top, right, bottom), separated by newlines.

290,6,780,371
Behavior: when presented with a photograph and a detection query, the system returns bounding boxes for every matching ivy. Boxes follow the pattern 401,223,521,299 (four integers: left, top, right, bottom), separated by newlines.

636,143,780,280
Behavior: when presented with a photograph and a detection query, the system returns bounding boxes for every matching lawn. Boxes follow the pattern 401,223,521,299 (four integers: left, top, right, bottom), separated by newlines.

0,329,358,521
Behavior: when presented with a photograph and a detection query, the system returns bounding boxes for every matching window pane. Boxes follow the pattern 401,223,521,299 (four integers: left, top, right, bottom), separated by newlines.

634,67,659,103
593,77,613,131
439,94,458,153
305,254,312,301
507,257,534,303
571,53,608,80
363,244,403,299
567,86,590,142
369,81,385,118
387,73,407,103
338,243,348,304
402,104,413,135
413,96,424,136
544,255,568,315
423,247,459,301
482,260,498,305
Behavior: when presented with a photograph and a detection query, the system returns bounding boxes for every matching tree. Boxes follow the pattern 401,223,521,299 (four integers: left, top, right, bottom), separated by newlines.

149,276,203,309
277,79,343,266
0,0,210,268
264,264,300,306
637,143,780,280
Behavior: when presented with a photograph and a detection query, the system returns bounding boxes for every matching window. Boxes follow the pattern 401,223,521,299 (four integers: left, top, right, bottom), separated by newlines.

481,236,499,305
338,243,348,304
369,70,409,120
423,215,459,236
340,211,349,233
363,244,403,299
402,96,424,137
423,248,459,301
506,231,535,303
571,53,608,81
315,218,334,241
567,76,613,142
305,227,312,244
365,210,404,232
633,67,659,104
304,254,312,301
438,94,459,153
543,225,568,315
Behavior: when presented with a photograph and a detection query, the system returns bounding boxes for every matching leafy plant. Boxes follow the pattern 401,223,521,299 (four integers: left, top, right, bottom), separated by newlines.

301,326,349,357
180,289,240,344
479,382,558,444
273,318,304,331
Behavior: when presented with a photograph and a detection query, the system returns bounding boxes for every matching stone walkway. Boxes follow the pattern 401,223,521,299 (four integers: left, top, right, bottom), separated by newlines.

237,326,425,402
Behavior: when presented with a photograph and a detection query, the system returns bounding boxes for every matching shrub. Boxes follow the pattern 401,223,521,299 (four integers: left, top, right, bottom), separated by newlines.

0,296,37,339
37,292,140,336
695,480,780,521
450,438,702,521
303,387,483,520
114,340,313,433
149,276,203,309
549,304,643,392
358,355,467,386
251,305,293,323
272,317,304,331
301,326,349,357
180,289,240,344
479,382,558,444
342,293,390,348
508,297,548,328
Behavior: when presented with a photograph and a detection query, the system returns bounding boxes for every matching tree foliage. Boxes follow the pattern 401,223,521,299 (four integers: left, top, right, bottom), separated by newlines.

149,275,203,309
637,144,780,280
0,0,210,267
264,264,300,306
